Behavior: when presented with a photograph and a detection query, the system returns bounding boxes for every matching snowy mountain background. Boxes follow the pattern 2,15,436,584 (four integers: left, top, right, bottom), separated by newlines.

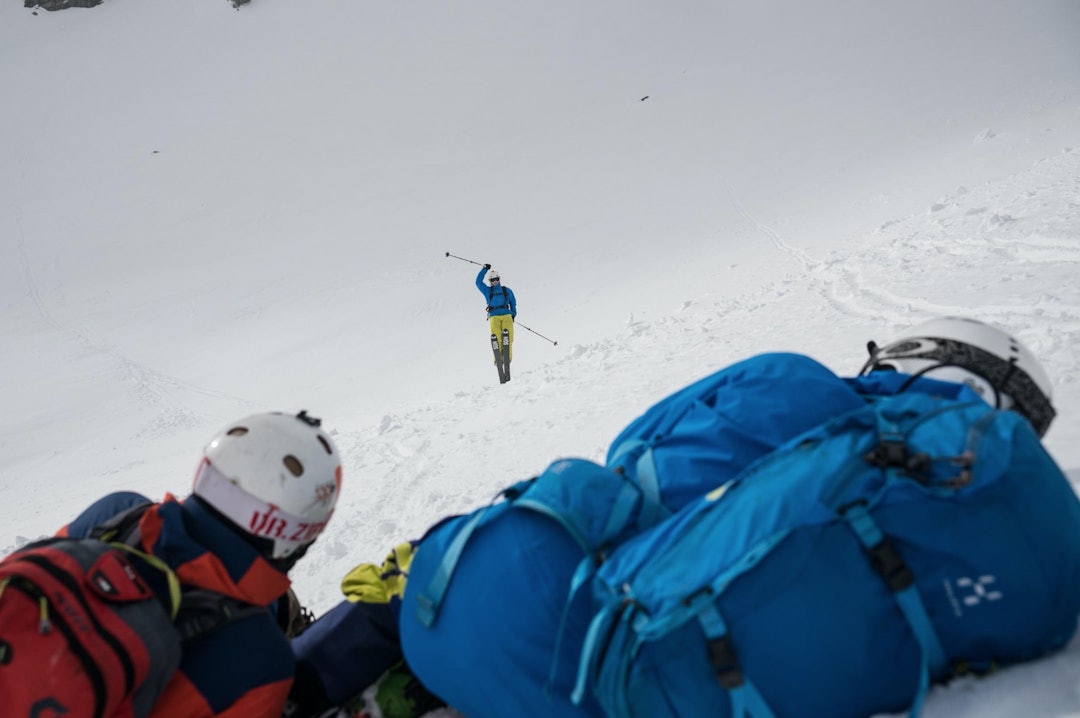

3,0,1080,715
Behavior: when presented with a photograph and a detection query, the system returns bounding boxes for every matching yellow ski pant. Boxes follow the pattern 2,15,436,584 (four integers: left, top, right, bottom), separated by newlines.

489,315,514,362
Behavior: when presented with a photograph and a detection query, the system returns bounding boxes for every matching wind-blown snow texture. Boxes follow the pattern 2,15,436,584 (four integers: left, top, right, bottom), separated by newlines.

3,1,1080,715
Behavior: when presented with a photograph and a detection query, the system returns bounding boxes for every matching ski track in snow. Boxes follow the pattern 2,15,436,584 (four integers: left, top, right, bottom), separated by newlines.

776,151,1080,333
13,202,256,439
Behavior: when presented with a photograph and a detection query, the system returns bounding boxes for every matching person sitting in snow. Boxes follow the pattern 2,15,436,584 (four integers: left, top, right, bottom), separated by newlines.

54,411,342,718
476,264,517,381
283,316,1056,718
285,541,444,718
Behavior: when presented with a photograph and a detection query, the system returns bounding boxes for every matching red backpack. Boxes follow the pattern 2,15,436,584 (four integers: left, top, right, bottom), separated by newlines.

0,506,265,718
0,537,181,718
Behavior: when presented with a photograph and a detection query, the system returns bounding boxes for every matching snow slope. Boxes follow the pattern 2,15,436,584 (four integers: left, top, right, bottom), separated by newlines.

3,0,1080,715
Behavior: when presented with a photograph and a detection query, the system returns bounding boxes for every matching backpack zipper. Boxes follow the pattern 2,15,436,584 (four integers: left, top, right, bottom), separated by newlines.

4,576,110,718
19,554,138,699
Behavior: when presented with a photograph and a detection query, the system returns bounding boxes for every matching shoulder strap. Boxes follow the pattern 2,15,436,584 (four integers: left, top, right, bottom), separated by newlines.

91,502,265,637
486,285,509,310
174,589,268,644
87,502,185,619
416,479,534,627
89,500,156,543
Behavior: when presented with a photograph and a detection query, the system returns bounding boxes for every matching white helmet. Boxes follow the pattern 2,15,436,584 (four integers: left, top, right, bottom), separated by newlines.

488,270,501,283
192,410,343,560
859,317,1055,436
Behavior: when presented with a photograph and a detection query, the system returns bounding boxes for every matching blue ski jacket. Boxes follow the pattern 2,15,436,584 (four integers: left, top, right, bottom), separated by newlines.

476,267,516,318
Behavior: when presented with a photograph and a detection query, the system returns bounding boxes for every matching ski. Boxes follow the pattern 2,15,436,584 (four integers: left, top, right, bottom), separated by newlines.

501,328,511,382
491,333,508,384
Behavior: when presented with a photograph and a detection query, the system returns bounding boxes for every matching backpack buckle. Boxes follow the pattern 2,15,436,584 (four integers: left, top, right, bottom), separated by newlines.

866,538,914,592
707,636,744,689
864,437,931,482
864,438,907,467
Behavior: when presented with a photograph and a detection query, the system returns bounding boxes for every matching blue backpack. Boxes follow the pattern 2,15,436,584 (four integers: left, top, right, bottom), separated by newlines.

400,459,650,718
401,352,1080,717
399,354,868,717
606,353,865,515
575,391,1080,718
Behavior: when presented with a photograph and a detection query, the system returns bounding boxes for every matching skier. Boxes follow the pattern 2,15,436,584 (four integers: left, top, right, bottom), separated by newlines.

476,264,516,383
57,411,343,718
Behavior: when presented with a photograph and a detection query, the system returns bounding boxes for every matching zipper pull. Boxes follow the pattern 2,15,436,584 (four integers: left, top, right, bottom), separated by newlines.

38,596,52,634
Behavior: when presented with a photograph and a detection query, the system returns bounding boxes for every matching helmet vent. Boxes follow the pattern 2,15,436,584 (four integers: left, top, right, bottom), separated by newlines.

283,455,304,477
317,436,333,455
226,427,249,436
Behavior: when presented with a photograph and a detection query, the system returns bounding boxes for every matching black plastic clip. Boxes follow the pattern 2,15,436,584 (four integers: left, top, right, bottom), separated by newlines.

864,438,930,482
866,538,915,592
707,635,745,689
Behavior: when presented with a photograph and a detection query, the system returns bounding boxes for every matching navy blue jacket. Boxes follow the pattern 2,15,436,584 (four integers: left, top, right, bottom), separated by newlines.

62,492,295,717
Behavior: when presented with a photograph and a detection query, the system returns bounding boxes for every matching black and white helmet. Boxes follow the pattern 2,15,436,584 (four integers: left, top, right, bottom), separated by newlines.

859,316,1055,436
488,270,501,283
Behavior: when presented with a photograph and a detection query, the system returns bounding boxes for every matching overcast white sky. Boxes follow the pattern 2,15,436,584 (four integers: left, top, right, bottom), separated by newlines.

3,1,1080,715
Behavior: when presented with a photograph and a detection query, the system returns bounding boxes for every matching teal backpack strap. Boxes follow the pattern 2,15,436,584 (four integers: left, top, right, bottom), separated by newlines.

531,479,644,698
415,508,489,627
607,439,671,529
698,604,778,718
515,475,641,552
842,502,946,716
606,438,641,467
416,480,532,627
631,446,671,528
572,602,623,706
544,555,601,700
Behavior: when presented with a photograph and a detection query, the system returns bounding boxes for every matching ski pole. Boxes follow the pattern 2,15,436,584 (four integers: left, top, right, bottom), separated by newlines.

517,322,558,346
445,251,485,266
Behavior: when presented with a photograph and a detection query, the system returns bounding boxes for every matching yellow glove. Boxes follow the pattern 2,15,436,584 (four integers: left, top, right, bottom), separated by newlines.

340,541,416,604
